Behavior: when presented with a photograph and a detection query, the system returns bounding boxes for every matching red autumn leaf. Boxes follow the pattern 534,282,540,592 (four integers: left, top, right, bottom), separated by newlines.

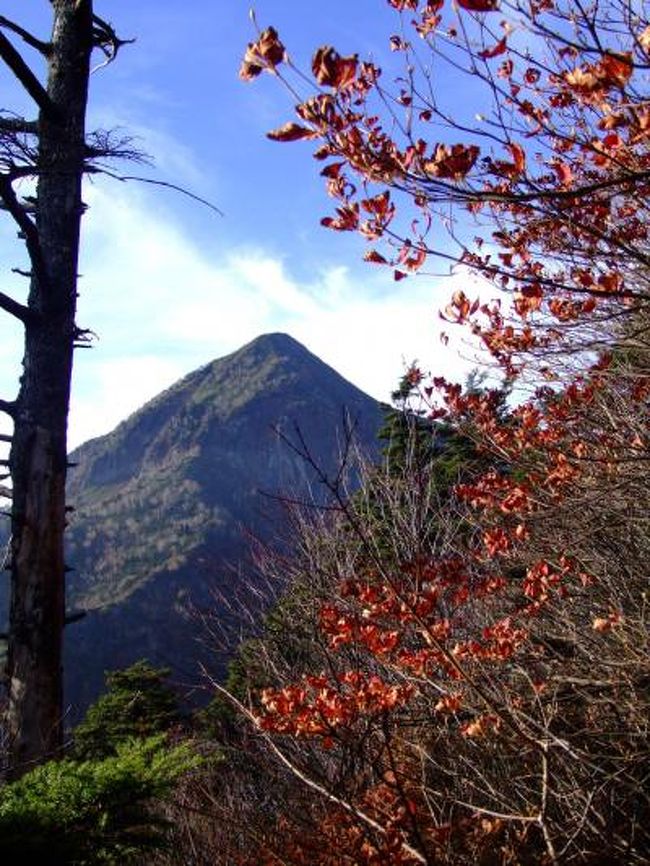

452,288,470,312
493,142,527,179
313,143,333,160
239,27,285,80
321,203,359,231
524,67,541,84
312,46,358,89
364,249,388,264
552,159,573,186
582,297,597,313
320,162,346,179
361,190,391,216
565,52,632,98
602,132,622,149
498,58,514,78
514,282,544,316
399,246,427,271
442,288,476,322
457,0,499,11
266,122,317,142
257,27,285,65
564,65,600,93
508,143,526,174
424,143,480,180
479,37,507,59
593,611,622,633
239,54,263,81
599,52,633,88
597,271,622,293
435,693,462,714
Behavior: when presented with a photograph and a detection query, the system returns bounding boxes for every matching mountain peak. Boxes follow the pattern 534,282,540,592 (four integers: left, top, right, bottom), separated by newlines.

56,334,382,713
227,332,314,368
243,332,304,352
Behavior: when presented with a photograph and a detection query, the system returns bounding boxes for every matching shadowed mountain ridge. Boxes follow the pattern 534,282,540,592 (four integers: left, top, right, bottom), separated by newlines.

57,332,382,712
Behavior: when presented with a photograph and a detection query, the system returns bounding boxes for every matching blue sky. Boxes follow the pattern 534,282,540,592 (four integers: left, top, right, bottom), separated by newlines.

0,1,482,447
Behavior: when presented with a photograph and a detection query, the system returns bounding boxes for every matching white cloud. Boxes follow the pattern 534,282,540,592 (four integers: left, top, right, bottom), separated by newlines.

70,355,183,449
1,182,484,450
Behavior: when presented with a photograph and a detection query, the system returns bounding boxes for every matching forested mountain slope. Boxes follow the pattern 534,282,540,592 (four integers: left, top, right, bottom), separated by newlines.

3,334,382,714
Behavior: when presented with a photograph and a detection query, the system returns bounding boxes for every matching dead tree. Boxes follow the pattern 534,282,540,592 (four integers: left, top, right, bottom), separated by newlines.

0,2,133,775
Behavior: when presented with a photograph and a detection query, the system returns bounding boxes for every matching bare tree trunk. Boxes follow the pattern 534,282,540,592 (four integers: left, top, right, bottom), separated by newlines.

6,0,93,775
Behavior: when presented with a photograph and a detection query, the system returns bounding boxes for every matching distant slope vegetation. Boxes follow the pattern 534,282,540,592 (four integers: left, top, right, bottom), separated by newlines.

60,333,381,713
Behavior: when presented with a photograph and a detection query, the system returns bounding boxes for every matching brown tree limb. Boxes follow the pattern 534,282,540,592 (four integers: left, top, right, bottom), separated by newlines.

0,175,47,288
0,16,50,56
0,289,37,324
89,169,224,216
91,14,135,71
0,32,55,118
0,116,38,135
207,675,429,865
0,609,87,641
0,400,16,417
6,0,93,776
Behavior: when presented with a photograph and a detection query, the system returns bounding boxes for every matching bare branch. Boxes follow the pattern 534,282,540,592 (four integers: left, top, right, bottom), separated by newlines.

0,399,15,418
0,116,38,135
84,128,150,166
91,14,135,72
88,168,224,216
0,32,55,118
0,289,37,324
63,609,86,626
208,676,429,865
0,608,86,641
0,175,47,286
0,16,50,56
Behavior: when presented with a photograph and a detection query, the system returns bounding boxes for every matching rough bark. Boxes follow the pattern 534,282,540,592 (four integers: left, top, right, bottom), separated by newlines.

6,0,93,775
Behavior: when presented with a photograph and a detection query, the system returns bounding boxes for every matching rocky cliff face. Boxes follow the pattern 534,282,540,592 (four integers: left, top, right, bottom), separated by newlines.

59,333,381,713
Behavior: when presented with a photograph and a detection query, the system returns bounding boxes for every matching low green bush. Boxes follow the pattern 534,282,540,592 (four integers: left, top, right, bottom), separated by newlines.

0,735,200,865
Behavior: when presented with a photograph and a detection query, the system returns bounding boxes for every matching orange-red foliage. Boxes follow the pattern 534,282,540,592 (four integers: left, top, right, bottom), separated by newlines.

227,3,650,864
